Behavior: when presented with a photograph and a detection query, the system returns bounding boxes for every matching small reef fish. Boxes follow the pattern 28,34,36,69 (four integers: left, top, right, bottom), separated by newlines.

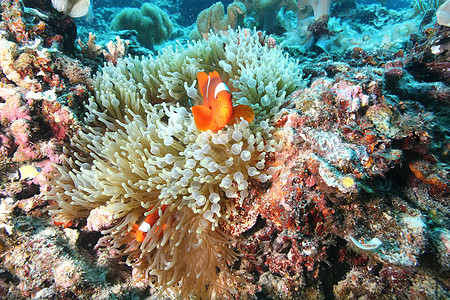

192,71,254,132
18,165,41,180
134,205,168,242
349,236,382,250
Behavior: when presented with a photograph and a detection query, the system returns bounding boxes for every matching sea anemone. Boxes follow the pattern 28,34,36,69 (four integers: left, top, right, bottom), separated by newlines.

47,28,303,298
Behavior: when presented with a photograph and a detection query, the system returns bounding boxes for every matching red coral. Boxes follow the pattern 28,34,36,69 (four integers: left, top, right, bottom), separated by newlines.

41,99,75,140
409,159,449,196
1,0,29,44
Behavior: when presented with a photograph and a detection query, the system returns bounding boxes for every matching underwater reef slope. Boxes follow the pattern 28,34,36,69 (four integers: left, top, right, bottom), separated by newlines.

0,0,449,299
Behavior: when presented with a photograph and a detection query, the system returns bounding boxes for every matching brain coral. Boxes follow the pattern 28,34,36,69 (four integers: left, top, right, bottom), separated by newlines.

48,28,303,298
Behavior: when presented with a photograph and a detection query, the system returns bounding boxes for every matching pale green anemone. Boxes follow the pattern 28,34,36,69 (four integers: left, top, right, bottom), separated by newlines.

48,28,304,298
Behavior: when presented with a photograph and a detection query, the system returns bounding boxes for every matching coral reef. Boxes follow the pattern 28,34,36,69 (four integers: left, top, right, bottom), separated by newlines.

194,0,335,38
0,197,149,298
1,0,79,51
0,2,116,297
406,24,450,84
0,24,90,169
286,2,425,52
229,55,449,298
0,0,449,299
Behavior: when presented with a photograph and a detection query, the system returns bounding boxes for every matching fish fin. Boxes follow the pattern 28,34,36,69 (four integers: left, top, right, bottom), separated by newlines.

208,71,222,83
192,105,217,131
213,90,233,130
197,71,209,100
229,104,255,125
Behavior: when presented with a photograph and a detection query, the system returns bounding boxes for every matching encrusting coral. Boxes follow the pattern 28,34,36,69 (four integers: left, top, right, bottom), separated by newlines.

47,28,303,298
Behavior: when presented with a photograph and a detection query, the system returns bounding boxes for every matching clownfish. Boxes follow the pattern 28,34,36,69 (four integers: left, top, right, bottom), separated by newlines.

134,205,167,242
192,71,254,132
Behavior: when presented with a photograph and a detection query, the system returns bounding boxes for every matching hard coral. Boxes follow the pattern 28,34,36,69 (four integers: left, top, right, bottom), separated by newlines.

0,28,91,94
48,28,303,298
77,32,102,59
0,37,27,89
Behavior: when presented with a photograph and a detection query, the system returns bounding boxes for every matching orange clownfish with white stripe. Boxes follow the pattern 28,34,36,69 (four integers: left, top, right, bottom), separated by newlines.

192,71,254,132
133,205,167,242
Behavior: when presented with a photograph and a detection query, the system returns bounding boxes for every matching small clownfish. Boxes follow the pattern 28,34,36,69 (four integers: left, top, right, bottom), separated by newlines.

134,205,168,242
192,71,254,132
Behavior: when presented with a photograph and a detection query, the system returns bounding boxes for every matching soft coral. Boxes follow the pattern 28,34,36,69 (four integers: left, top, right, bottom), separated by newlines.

297,0,333,20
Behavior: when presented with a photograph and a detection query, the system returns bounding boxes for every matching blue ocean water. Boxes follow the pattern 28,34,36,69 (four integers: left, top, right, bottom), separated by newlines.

75,0,442,56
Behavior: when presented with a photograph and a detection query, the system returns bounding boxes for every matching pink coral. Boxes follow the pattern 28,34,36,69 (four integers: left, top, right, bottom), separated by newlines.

0,90,31,125
41,99,75,140
54,260,82,290
0,133,14,157
10,119,30,145
86,207,117,232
